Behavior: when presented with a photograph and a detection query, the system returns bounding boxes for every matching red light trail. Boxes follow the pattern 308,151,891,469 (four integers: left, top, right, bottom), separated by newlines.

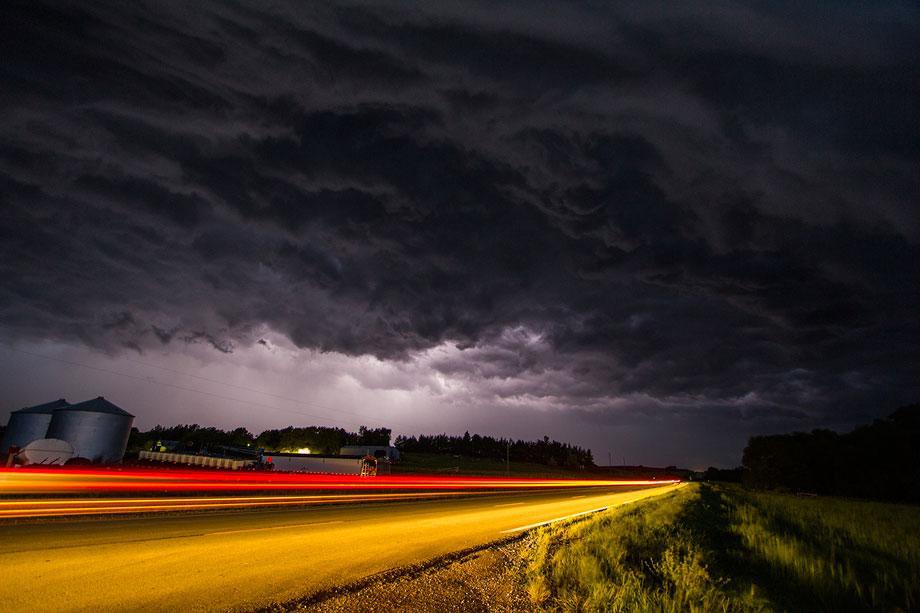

0,467,677,493
0,467,679,519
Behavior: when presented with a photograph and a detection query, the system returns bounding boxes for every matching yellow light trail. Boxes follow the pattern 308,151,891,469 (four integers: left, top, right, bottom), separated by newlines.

0,484,683,611
0,491,497,519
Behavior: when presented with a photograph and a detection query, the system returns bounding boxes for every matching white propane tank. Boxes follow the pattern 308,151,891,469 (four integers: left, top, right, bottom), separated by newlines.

18,438,75,465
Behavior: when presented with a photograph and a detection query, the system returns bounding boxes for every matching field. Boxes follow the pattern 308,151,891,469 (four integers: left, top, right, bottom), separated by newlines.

525,483,920,611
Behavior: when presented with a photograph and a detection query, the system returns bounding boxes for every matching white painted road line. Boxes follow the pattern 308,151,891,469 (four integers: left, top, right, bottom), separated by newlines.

500,505,610,533
500,483,685,533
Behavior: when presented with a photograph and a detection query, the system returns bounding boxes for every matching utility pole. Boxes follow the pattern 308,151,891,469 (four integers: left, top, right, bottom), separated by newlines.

506,439,510,478
608,450,612,467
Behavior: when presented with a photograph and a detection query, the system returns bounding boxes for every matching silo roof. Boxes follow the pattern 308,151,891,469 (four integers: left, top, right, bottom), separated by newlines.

13,399,69,414
59,396,133,417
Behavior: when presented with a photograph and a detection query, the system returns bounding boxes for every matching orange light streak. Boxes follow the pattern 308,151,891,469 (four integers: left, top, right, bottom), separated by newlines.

0,491,501,519
0,467,678,494
0,467,680,518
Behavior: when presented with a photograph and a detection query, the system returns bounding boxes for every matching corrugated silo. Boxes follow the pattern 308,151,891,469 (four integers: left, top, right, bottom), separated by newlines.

47,397,134,463
1,399,69,453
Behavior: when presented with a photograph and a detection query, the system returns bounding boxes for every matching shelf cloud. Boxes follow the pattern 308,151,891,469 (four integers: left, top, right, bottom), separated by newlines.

1,1,918,465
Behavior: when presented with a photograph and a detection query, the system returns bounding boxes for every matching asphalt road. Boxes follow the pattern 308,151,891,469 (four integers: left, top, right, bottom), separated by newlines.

0,483,681,612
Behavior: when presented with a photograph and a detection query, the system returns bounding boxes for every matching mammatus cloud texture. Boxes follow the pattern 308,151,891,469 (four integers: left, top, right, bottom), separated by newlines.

1,2,919,465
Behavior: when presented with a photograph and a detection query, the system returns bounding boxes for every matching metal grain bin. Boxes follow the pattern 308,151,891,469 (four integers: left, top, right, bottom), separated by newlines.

1,399,68,452
47,397,134,463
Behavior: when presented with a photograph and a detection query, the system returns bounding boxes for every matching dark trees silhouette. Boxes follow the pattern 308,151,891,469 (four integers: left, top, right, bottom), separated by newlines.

394,432,594,468
742,404,920,502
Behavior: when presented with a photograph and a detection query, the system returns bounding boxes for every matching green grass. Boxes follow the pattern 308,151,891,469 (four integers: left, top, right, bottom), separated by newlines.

525,483,920,612
727,487,920,611
391,452,591,478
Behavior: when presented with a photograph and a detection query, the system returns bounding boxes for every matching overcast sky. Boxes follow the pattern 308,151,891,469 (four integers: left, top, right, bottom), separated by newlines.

1,2,918,468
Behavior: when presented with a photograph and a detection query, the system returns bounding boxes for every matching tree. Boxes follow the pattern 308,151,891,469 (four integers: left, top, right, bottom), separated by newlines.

742,403,920,502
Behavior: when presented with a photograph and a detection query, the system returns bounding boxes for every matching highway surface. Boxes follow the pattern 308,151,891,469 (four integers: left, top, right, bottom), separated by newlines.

0,483,680,611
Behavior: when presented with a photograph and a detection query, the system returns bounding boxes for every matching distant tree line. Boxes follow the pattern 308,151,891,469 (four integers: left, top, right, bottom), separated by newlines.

394,432,594,468
128,424,391,455
742,404,920,502
703,466,742,482
256,425,391,453
128,424,593,468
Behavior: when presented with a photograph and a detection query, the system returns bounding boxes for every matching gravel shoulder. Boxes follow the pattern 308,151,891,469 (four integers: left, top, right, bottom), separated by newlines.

263,535,536,612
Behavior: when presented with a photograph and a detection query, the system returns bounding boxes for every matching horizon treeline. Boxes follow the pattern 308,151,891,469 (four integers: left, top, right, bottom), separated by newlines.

126,425,595,469
128,424,392,455
742,404,920,502
394,432,595,468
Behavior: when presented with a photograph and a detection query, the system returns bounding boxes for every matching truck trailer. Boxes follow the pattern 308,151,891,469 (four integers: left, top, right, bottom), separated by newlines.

138,450,256,470
262,452,377,476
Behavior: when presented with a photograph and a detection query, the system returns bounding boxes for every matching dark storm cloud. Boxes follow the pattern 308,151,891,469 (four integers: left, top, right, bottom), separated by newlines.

1,0,919,443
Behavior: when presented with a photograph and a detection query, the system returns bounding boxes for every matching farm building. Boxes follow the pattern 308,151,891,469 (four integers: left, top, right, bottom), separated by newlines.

2,396,134,464
1,399,68,452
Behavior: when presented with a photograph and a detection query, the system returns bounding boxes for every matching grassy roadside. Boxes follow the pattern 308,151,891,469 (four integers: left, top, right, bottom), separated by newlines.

524,483,920,611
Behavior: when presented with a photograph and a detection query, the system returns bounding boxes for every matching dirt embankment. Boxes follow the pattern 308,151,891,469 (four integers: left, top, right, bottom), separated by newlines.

262,536,536,612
